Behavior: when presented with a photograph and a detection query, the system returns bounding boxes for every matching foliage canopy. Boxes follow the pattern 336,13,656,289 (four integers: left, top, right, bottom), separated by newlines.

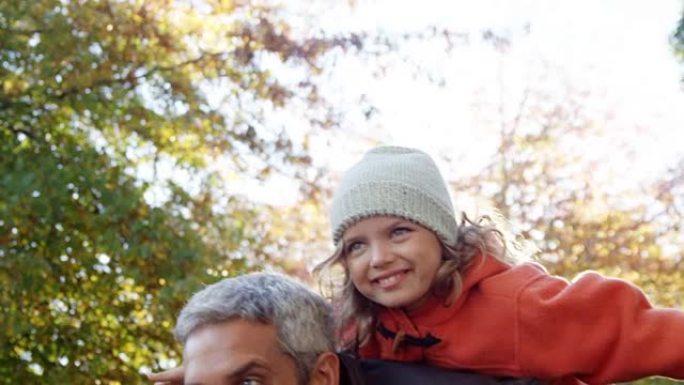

0,0,354,383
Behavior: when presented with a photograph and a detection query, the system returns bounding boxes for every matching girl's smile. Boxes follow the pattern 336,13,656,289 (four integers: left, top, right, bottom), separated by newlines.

342,216,443,312
372,269,409,289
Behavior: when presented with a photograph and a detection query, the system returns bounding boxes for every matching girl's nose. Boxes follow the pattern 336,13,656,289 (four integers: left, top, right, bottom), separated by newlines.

369,241,394,268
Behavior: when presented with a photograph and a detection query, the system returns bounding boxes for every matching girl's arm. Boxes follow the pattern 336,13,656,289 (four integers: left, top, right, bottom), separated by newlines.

516,271,684,383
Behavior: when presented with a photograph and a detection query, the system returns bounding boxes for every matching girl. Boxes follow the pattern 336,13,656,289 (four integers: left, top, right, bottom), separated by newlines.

315,145,684,385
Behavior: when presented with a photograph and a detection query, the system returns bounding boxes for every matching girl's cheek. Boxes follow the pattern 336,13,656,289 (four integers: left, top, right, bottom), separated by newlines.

346,258,366,276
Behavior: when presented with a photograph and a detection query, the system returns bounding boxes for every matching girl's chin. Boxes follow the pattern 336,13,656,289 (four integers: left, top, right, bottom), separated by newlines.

373,296,425,309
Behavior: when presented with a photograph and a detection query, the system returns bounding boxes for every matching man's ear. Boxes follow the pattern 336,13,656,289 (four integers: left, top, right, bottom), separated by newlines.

308,352,339,385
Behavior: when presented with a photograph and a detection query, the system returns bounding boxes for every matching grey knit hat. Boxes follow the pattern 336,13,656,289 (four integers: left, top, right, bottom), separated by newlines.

330,146,458,245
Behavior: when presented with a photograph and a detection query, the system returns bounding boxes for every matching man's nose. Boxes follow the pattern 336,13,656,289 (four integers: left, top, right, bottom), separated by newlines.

370,241,394,268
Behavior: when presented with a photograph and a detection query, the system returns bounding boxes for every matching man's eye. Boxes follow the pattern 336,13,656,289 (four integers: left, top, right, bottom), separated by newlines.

240,379,261,385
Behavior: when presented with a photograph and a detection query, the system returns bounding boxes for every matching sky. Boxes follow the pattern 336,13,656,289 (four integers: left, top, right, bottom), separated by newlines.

215,0,684,206
298,0,684,181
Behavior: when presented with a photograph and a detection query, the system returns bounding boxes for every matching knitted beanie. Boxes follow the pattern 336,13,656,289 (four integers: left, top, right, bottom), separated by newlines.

330,146,458,245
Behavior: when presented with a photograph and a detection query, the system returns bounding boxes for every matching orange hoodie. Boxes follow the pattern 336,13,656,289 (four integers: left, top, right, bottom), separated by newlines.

356,255,684,384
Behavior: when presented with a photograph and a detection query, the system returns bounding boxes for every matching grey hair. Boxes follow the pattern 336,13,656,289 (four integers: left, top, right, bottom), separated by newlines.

174,272,335,383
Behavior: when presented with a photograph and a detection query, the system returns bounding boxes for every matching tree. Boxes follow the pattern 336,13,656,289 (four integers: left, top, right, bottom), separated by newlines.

449,71,684,309
0,0,359,383
673,6,684,76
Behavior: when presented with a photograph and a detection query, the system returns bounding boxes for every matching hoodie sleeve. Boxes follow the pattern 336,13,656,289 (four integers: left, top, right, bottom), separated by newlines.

515,271,684,384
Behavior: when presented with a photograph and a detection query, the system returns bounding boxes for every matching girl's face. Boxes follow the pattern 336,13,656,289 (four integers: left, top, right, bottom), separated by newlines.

342,216,443,312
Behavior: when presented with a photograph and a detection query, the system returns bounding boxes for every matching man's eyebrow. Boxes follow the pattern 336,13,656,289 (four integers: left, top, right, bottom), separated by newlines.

184,360,271,385
228,360,271,380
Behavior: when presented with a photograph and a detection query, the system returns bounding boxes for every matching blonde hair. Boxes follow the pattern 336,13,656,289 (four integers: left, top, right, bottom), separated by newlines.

314,212,531,352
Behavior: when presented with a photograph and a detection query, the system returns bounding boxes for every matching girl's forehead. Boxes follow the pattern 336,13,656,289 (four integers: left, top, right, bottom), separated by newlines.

343,216,417,236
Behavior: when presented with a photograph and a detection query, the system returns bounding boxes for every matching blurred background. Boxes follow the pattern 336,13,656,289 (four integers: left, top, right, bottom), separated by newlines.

1,0,683,383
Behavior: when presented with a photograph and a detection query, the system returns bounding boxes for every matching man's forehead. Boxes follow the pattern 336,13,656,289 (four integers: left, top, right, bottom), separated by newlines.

183,319,297,385
184,319,281,366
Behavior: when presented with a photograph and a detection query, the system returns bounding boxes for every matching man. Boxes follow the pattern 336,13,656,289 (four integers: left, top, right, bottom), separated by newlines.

149,272,538,385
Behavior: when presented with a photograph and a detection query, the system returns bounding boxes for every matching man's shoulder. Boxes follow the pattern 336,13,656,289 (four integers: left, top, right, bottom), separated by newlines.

338,353,542,385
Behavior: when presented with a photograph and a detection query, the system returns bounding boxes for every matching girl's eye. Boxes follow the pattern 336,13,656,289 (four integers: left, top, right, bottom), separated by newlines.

345,241,364,255
240,379,261,385
391,227,411,237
